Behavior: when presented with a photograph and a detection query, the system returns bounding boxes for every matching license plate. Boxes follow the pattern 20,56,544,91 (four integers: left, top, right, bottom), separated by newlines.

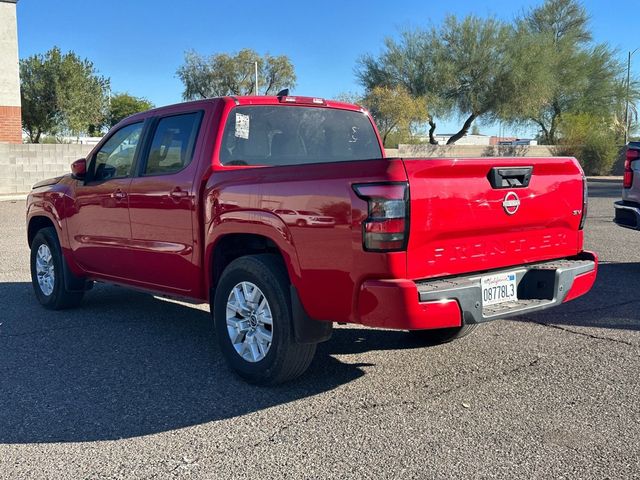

481,272,518,306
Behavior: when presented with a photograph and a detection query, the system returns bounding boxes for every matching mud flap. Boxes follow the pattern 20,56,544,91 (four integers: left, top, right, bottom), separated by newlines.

290,286,333,344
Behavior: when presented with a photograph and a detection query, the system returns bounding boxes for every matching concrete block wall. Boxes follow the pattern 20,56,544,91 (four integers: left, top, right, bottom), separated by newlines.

398,144,556,158
396,144,627,175
0,144,93,194
1,142,610,196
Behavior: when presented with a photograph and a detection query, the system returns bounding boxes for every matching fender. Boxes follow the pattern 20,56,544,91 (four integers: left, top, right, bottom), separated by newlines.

26,193,87,291
205,210,303,291
26,194,65,246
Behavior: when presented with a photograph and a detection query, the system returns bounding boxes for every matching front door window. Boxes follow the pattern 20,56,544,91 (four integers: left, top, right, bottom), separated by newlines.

92,122,143,181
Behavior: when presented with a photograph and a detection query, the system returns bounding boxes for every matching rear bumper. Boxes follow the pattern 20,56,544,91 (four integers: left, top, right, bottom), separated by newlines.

357,252,598,330
614,200,640,229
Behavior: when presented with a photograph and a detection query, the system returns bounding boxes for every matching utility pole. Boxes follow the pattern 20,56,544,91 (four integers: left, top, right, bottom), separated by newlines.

255,61,259,96
625,48,639,145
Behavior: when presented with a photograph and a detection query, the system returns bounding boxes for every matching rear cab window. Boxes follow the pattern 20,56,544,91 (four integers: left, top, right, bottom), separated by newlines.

220,106,383,167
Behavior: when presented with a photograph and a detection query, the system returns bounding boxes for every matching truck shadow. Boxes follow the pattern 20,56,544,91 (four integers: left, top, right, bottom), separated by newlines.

0,281,417,444
515,261,640,330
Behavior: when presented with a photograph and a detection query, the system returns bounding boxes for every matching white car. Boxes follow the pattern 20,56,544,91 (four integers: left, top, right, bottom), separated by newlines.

273,209,336,227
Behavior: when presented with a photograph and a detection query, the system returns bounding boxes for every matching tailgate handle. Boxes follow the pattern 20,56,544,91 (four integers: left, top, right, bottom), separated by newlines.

488,167,532,189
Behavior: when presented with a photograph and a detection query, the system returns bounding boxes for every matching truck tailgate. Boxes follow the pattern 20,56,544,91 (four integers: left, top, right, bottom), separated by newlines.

402,157,585,280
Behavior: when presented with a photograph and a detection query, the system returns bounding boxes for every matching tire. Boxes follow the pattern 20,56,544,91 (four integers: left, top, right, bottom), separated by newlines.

408,324,478,345
296,219,307,227
213,254,316,385
30,227,84,310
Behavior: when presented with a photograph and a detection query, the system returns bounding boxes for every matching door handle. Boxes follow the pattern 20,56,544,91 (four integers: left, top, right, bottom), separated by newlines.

110,189,127,200
169,188,189,200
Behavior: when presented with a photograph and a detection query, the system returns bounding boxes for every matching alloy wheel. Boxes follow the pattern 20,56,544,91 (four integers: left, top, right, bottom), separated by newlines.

226,281,273,362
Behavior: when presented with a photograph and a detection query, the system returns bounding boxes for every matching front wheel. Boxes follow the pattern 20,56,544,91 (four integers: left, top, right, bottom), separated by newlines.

30,227,84,310
213,254,316,385
408,324,478,345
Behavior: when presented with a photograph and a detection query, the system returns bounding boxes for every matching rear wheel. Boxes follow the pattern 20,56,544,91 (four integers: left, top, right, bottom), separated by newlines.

408,324,478,345
30,227,84,310
213,254,316,385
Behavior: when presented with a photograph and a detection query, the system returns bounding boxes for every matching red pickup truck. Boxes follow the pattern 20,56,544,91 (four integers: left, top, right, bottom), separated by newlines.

26,94,597,384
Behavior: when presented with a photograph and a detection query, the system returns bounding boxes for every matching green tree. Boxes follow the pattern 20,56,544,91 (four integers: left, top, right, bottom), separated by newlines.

20,52,58,143
357,30,442,143
514,0,630,144
176,49,296,99
107,93,154,128
361,86,428,146
357,17,545,144
555,112,619,174
20,47,109,142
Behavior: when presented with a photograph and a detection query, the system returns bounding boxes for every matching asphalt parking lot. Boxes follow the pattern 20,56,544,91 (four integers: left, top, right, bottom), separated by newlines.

0,179,638,479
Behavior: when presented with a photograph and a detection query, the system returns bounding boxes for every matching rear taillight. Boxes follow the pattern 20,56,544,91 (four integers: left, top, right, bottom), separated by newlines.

579,174,588,230
353,182,409,252
624,148,639,188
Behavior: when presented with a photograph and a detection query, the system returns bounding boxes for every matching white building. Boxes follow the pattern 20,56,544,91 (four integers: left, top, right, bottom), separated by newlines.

0,0,21,143
431,133,492,146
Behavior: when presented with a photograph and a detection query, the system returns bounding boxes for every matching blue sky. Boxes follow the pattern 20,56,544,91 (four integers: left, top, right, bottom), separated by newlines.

15,0,640,137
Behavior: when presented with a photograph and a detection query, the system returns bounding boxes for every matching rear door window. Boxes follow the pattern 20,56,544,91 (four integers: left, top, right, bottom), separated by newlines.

142,112,202,176
220,106,382,166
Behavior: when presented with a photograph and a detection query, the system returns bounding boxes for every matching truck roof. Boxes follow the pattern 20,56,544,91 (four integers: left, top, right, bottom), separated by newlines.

124,95,364,125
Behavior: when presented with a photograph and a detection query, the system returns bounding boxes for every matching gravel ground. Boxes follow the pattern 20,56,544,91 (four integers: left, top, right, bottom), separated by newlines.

0,180,638,479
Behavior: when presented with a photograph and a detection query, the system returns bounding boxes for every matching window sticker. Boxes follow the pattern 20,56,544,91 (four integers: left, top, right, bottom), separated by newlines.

235,113,250,139
349,126,359,143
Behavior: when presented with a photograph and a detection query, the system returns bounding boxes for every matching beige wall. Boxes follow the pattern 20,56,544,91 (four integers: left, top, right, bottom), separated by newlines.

0,1,20,107
397,144,556,158
0,144,93,194
0,143,618,196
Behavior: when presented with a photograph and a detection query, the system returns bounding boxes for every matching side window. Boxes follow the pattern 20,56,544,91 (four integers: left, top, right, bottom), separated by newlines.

143,112,201,176
92,122,143,181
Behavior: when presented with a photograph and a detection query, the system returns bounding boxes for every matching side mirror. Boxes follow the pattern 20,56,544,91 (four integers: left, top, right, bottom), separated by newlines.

71,158,87,180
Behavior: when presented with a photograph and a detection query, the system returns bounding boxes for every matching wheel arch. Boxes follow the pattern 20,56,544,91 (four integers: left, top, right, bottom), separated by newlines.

206,228,302,298
205,210,301,294
27,214,58,247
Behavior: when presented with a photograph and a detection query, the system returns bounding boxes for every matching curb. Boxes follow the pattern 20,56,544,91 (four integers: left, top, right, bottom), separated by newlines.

0,194,28,202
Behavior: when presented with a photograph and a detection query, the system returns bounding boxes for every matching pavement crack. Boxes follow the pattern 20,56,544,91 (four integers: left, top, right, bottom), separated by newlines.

425,352,552,402
219,398,422,454
252,411,319,448
531,321,635,347
506,355,543,374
